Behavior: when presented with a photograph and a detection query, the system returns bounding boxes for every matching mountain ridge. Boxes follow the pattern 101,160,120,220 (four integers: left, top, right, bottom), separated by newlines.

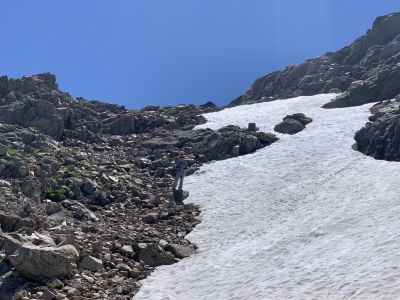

228,12,400,108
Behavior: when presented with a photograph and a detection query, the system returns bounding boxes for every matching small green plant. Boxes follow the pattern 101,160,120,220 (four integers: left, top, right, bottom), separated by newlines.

7,149,23,157
64,164,80,177
49,175,62,184
47,279,64,290
45,187,62,201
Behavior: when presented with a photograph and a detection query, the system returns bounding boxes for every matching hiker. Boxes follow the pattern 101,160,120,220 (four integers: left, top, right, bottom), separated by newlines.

173,155,188,191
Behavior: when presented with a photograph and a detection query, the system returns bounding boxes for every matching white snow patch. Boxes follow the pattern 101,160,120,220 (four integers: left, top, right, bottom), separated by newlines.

134,94,400,300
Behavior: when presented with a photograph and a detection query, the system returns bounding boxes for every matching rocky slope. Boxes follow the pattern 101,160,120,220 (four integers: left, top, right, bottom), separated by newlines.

0,74,278,299
228,12,400,109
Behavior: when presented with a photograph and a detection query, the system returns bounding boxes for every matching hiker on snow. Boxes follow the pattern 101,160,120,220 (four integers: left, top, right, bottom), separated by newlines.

173,155,188,191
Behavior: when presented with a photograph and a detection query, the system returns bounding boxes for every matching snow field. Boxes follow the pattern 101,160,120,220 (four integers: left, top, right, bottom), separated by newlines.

135,94,400,300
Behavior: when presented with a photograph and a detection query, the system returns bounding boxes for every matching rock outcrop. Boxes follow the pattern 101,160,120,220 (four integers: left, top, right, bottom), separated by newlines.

228,13,400,109
354,99,400,161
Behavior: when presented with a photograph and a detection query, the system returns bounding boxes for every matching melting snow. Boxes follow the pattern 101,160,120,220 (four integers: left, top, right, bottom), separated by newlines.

135,94,400,300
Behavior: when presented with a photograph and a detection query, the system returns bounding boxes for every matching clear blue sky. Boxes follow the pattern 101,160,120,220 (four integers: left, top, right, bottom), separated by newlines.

1,1,399,108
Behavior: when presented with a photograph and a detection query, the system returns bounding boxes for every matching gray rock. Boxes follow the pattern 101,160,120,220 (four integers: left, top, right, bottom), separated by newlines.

0,144,8,156
8,244,79,279
274,118,305,135
165,243,196,259
79,255,103,272
45,202,62,215
138,245,176,267
121,245,134,256
143,213,158,224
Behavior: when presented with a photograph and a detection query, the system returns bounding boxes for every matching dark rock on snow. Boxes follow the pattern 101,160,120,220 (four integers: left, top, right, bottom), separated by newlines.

274,113,313,135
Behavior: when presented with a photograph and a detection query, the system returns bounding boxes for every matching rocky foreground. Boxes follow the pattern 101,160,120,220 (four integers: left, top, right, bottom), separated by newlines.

0,73,278,299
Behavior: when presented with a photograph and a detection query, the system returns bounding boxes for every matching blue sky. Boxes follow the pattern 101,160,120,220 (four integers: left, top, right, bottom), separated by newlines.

1,1,399,108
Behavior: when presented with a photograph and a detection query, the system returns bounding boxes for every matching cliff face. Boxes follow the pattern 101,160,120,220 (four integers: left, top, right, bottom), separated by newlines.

228,13,400,108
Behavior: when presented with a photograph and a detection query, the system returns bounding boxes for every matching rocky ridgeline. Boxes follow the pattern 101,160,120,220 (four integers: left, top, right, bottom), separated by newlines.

355,98,400,161
228,13,400,109
0,74,278,299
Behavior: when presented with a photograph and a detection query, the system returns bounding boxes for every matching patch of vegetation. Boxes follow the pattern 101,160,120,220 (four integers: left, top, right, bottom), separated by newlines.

49,175,62,184
47,279,64,290
7,149,23,157
45,187,63,201
64,164,80,177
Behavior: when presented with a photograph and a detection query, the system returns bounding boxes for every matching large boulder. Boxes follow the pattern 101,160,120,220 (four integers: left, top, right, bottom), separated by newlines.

8,244,79,279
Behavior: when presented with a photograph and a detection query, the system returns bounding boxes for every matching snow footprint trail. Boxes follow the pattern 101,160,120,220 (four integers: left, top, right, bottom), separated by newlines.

135,94,400,300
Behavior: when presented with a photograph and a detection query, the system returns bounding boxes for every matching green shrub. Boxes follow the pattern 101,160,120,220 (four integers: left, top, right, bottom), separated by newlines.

64,164,80,176
47,279,64,290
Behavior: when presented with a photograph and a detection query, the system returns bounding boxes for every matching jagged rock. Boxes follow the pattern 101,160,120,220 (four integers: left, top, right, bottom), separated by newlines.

79,255,103,272
8,244,79,279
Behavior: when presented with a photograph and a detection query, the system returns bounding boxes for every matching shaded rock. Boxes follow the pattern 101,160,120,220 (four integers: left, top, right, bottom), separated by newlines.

138,246,176,267
143,213,158,224
355,100,400,161
0,213,34,232
274,118,305,135
172,189,189,204
0,144,8,157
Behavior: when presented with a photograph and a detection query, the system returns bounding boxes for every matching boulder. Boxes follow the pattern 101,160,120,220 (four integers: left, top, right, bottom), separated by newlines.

138,245,176,267
274,118,305,134
79,255,103,272
8,244,79,279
